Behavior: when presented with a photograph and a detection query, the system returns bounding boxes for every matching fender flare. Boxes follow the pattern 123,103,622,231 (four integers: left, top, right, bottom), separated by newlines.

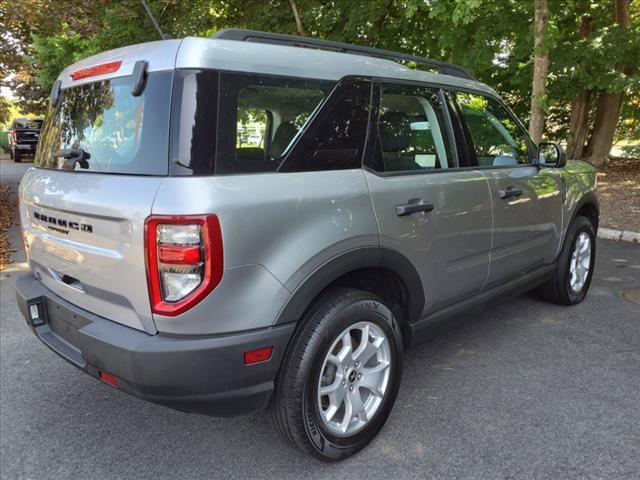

567,190,599,232
274,246,425,325
558,190,599,253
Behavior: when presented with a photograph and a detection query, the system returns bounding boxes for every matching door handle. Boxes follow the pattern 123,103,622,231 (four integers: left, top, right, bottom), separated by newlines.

498,186,523,199
396,199,434,217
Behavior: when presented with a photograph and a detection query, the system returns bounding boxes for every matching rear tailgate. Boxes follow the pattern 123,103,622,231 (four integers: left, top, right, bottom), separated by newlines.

18,39,183,333
19,169,164,333
14,129,40,146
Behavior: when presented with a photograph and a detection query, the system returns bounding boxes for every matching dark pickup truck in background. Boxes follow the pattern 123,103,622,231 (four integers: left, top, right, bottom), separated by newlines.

9,117,43,162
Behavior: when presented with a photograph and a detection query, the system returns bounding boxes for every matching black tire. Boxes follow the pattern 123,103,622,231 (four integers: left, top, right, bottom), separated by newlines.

271,288,404,461
13,149,21,163
9,148,13,160
539,215,596,305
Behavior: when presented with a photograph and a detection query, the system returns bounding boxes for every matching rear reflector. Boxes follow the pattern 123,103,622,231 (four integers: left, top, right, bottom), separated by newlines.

71,61,122,80
98,371,119,387
244,347,273,365
158,245,201,264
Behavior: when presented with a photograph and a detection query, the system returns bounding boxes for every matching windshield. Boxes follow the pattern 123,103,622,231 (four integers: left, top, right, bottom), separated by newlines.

13,119,43,129
35,71,172,175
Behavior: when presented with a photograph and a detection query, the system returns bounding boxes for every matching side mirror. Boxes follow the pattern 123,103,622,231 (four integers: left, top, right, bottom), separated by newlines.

537,142,566,168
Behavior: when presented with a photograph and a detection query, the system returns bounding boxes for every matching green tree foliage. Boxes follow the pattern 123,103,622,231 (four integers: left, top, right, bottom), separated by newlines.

1,0,638,161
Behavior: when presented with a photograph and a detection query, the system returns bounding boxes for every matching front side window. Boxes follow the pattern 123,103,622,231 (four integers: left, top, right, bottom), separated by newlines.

373,84,454,173
455,92,531,166
35,72,172,175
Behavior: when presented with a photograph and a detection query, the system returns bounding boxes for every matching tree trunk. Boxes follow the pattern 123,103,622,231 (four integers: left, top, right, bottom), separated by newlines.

528,0,550,144
584,0,631,167
289,0,305,36
566,16,593,160
567,89,592,159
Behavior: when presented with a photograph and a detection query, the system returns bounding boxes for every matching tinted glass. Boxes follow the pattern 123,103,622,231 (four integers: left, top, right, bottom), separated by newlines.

173,69,219,175
12,119,43,129
455,92,531,166
280,78,372,172
216,73,334,174
374,84,454,172
35,72,172,175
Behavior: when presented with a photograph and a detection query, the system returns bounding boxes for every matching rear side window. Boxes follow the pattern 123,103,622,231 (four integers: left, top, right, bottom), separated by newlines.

371,84,454,173
35,72,172,175
174,72,372,175
216,73,334,174
455,92,531,166
279,78,372,172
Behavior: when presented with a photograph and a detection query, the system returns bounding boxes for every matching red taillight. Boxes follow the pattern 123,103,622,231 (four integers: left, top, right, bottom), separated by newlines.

158,245,202,264
98,371,119,388
145,215,223,316
244,347,273,365
71,60,122,80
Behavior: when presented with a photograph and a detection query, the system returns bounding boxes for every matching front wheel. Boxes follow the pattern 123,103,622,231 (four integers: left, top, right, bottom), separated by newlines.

271,288,404,461
13,149,21,163
539,215,596,305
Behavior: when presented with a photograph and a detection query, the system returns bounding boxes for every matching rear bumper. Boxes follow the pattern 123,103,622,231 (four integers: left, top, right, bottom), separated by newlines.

16,274,295,416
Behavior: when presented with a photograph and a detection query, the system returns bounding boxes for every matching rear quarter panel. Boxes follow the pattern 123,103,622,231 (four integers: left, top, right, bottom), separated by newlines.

151,170,379,335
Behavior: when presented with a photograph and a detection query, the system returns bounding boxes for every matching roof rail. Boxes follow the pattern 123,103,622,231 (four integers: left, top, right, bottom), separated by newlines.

212,29,476,81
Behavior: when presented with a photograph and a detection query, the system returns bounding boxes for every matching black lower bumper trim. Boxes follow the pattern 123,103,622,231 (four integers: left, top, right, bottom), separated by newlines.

16,274,296,416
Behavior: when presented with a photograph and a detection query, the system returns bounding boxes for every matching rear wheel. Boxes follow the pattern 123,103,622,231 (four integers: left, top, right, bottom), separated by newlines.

539,215,596,305
271,288,403,461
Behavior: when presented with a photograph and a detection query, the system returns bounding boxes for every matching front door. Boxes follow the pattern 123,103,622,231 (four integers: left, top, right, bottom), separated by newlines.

453,91,563,287
364,82,492,316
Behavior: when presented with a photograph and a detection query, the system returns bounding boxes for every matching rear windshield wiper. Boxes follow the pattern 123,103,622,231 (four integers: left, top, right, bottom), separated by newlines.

55,148,91,169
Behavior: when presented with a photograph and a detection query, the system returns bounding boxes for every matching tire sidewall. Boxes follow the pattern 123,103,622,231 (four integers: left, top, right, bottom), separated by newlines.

301,295,403,460
564,218,596,303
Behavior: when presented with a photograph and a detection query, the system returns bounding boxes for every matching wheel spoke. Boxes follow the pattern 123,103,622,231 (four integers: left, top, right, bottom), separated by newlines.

359,373,384,398
361,360,390,375
338,394,353,434
327,354,342,368
323,403,339,422
336,332,354,365
354,331,384,366
349,388,367,421
319,379,340,396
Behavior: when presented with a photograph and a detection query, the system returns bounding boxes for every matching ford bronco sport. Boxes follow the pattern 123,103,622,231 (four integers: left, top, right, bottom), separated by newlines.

16,29,598,461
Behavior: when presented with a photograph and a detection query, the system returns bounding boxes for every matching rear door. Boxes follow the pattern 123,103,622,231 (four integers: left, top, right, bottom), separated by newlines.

19,60,175,333
453,91,563,288
364,82,492,315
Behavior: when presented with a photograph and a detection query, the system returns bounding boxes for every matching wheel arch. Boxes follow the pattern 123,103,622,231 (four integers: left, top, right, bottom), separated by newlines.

573,193,599,231
274,247,425,343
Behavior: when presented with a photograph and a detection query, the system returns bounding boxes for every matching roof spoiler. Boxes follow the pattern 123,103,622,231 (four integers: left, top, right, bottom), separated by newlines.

212,29,476,81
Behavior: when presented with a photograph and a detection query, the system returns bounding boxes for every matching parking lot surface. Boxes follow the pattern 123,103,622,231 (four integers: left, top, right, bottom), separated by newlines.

1,156,639,479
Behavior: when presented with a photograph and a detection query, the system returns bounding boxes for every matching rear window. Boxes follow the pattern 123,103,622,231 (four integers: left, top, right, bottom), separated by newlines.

35,71,172,175
12,119,43,129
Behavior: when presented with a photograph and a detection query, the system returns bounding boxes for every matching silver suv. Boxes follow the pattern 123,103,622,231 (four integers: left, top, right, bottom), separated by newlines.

16,30,598,461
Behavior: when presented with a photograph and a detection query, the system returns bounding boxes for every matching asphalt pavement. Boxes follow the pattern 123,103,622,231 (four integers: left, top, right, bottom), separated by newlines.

1,155,639,479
